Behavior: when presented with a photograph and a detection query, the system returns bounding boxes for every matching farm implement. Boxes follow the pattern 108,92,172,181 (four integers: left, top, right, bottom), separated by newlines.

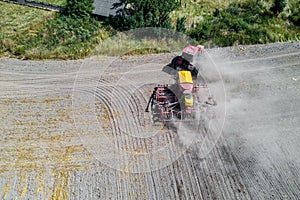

145,45,216,123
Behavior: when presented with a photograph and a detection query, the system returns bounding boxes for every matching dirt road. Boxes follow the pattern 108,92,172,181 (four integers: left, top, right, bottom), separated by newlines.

0,42,299,199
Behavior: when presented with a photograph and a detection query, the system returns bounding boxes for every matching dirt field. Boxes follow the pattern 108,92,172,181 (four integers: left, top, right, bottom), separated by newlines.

0,42,299,199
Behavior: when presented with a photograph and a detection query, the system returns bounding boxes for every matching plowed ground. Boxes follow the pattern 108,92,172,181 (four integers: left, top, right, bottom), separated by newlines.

0,42,299,199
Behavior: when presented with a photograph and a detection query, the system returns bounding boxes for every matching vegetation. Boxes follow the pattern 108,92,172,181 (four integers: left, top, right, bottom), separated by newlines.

0,0,299,59
288,0,300,25
37,15,107,59
64,0,94,18
181,0,299,47
271,0,287,15
92,28,195,56
35,0,66,6
0,1,109,59
0,2,54,58
38,0,107,59
109,0,180,30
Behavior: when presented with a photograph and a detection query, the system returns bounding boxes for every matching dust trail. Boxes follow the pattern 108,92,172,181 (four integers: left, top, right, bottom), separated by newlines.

214,46,300,197
177,122,199,147
175,50,228,156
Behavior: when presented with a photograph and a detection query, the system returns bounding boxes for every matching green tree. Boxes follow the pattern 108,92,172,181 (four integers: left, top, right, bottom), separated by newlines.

41,0,101,58
64,0,95,18
110,0,180,30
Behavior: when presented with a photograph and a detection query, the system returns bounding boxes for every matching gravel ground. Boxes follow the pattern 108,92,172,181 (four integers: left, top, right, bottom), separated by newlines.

0,42,299,199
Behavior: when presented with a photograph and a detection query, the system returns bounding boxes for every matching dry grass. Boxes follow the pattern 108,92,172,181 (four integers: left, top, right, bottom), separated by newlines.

0,2,55,57
93,31,194,56
36,0,66,6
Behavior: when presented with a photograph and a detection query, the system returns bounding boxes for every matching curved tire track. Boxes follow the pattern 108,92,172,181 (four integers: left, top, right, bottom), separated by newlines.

0,42,299,199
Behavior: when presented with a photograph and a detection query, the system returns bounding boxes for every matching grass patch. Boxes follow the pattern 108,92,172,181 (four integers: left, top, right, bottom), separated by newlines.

34,0,67,6
0,1,110,59
25,14,110,59
92,29,196,56
0,2,54,58
123,48,169,55
171,0,243,29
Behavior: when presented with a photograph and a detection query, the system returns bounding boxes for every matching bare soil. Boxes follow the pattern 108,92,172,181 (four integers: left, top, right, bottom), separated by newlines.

0,42,299,199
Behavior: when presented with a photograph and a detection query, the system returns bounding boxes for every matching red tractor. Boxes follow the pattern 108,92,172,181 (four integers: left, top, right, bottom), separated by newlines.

145,45,215,123
145,70,200,123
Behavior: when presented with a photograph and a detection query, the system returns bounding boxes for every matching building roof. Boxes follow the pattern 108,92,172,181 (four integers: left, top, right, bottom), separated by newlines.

93,0,119,17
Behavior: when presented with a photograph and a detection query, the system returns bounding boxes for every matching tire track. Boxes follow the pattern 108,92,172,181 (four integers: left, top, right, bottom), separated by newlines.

93,61,204,198
1,42,299,199
95,77,173,173
95,59,230,198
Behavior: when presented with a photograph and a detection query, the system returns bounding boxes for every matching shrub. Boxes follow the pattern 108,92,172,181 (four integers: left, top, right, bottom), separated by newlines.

64,0,94,18
288,0,300,26
187,0,299,47
109,0,180,30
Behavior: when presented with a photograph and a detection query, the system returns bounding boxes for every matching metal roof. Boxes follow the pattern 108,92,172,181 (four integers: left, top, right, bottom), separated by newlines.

93,0,119,17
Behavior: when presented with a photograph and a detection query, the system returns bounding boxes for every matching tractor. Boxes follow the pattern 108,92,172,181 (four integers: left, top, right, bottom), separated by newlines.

145,45,215,124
